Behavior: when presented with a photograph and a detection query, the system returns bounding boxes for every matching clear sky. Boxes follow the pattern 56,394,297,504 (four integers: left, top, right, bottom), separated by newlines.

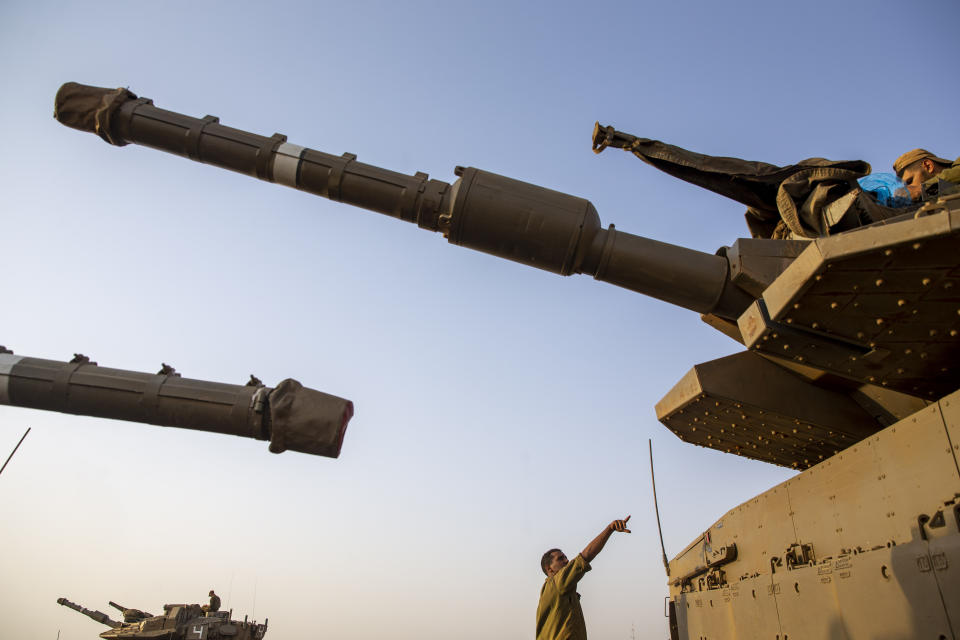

1,1,958,639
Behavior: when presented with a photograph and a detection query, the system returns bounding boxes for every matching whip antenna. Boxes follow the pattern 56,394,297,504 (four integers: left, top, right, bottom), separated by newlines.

649,439,670,576
1,427,31,477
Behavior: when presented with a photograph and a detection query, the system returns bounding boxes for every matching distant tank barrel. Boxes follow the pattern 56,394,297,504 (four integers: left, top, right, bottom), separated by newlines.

54,82,752,320
1,349,351,458
109,601,151,621
57,597,122,628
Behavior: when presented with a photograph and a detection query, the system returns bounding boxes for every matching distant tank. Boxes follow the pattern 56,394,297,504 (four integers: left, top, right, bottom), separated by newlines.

57,597,267,640
55,82,960,639
1,347,352,458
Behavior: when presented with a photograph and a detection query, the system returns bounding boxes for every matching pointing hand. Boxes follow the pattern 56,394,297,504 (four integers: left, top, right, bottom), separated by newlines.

610,515,631,533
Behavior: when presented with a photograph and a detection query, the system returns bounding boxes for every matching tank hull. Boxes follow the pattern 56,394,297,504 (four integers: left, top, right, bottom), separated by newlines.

668,388,960,639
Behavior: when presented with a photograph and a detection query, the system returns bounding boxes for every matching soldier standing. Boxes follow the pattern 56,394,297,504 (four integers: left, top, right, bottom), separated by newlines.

536,516,631,640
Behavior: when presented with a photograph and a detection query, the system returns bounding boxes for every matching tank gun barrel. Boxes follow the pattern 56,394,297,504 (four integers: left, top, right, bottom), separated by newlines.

54,83,752,320
109,601,152,621
1,349,351,458
57,597,122,628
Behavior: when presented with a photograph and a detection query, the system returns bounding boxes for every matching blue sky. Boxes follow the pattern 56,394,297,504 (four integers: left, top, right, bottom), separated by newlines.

2,1,958,639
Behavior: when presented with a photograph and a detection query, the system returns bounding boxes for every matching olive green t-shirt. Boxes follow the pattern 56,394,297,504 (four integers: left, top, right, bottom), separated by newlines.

536,554,592,640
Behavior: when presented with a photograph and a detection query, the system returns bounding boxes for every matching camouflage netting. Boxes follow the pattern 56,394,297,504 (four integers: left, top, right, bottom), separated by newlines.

267,379,353,458
54,82,137,146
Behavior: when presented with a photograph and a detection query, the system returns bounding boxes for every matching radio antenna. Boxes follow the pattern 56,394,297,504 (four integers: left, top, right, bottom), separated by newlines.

649,439,670,576
1,427,31,477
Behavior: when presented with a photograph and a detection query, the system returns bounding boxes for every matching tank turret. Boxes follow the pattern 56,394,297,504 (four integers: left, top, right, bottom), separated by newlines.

55,82,960,640
1,347,352,458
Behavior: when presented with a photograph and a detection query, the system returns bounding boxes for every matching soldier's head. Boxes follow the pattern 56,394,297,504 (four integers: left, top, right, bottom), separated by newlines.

894,149,951,201
209,590,215,597
541,548,568,577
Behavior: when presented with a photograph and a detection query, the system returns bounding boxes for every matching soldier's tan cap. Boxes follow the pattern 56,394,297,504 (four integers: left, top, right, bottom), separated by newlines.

893,149,952,176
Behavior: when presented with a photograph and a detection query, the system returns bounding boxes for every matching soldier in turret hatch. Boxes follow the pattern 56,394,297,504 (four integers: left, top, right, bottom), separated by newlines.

536,516,631,640
203,590,221,613
894,149,959,201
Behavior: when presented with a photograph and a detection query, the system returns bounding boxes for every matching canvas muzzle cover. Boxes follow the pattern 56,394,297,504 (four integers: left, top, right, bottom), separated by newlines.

267,379,353,458
54,82,136,146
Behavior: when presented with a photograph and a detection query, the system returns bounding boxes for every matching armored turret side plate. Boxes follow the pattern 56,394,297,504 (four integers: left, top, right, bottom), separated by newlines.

738,198,960,400
655,352,882,469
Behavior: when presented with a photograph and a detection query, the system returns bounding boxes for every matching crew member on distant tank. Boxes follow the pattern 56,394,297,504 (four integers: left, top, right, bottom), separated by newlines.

893,149,959,201
203,590,221,613
536,516,631,640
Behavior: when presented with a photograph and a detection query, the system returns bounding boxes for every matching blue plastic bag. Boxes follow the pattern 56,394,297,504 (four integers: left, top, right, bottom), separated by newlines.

857,173,912,208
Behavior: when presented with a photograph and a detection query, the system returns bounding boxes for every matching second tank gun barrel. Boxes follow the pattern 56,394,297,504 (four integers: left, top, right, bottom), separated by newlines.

1,349,351,458
109,601,151,621
54,82,753,321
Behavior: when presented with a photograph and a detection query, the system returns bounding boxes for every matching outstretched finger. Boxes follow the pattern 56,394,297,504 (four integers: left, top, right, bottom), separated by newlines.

624,515,631,523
